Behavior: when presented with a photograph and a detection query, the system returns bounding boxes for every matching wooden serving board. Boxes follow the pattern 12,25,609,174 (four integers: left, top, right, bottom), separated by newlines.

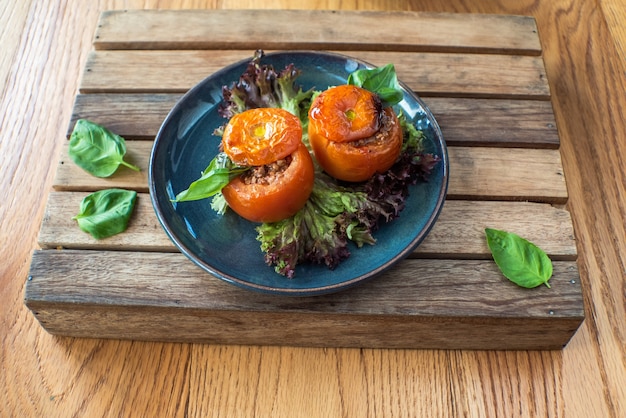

25,10,584,350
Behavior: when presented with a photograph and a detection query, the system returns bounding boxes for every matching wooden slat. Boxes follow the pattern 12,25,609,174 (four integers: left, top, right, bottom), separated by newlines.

447,146,567,202
26,252,582,318
67,94,560,148
39,192,173,253
94,10,542,56
426,98,560,148
25,251,583,349
52,142,569,203
25,250,583,349
79,50,551,99
67,93,182,139
53,140,149,191
38,193,578,260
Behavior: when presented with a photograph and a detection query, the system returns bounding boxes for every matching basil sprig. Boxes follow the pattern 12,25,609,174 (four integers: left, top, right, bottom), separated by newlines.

485,228,553,288
347,63,404,107
69,119,140,177
73,189,137,239
173,152,248,202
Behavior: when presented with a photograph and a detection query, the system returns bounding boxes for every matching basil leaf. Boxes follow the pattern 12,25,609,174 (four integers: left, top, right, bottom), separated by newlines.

73,189,137,239
173,152,248,202
347,63,404,107
69,119,140,177
485,228,553,288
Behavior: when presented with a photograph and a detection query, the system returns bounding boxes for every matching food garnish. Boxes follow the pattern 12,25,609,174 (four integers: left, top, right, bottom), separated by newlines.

485,228,553,288
69,119,140,177
73,189,137,239
67,120,140,239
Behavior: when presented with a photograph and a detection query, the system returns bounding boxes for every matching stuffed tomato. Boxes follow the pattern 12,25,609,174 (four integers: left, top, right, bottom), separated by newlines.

307,84,403,182
221,108,315,223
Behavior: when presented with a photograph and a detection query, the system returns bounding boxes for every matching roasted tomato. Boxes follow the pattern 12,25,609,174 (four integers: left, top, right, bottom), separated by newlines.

308,85,403,182
221,107,314,222
222,107,302,166
222,142,314,223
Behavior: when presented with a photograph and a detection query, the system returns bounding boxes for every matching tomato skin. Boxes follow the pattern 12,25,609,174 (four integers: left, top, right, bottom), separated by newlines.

308,85,381,143
222,108,302,166
222,143,315,223
308,106,403,182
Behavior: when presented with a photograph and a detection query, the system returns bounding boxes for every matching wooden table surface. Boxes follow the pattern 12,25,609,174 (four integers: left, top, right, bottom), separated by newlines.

1,1,624,417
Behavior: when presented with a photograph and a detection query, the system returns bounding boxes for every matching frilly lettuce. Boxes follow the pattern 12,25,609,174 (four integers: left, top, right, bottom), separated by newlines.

218,49,315,124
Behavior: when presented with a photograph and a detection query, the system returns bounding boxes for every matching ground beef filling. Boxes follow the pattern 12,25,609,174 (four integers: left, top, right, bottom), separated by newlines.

349,109,395,147
241,155,293,185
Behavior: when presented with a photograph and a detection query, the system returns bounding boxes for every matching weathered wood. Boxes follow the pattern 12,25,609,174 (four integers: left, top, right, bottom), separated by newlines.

67,93,182,139
52,142,568,202
67,94,560,148
426,98,560,148
38,192,174,252
447,146,567,202
53,140,148,191
79,50,550,99
94,10,542,56
38,193,578,260
25,250,583,349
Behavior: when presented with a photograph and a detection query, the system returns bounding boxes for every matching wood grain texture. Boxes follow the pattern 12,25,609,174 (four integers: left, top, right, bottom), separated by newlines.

0,1,31,104
599,0,626,69
94,9,542,54
2,1,625,418
535,0,626,414
25,250,583,349
79,49,551,98
38,193,578,260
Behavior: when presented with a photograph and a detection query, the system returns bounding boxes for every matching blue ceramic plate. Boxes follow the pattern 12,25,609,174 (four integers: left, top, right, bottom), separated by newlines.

149,51,448,296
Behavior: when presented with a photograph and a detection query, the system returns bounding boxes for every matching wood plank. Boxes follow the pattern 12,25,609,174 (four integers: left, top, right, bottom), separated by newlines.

447,146,567,202
67,93,182,139
38,193,578,260
426,98,560,148
39,191,173,252
94,10,542,56
52,142,569,203
25,250,583,349
53,140,149,191
67,94,560,148
79,50,551,99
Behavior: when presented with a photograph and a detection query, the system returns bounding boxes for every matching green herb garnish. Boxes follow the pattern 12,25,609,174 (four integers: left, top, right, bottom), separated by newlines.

73,189,137,239
347,63,404,107
485,228,553,288
172,152,248,202
69,119,140,177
